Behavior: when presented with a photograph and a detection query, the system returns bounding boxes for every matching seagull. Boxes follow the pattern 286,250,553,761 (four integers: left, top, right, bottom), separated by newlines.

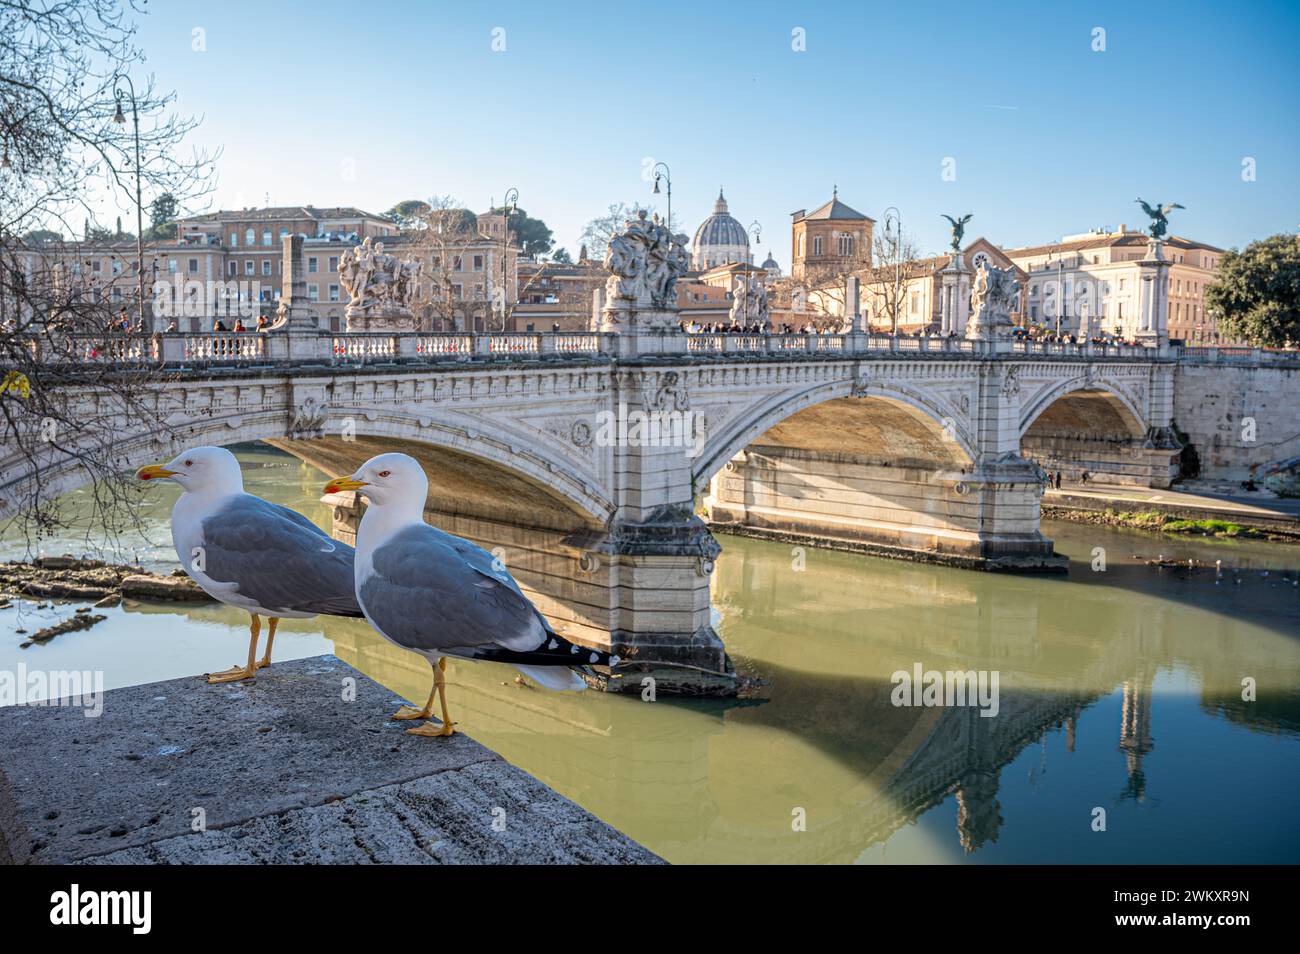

137,446,363,683
324,453,619,737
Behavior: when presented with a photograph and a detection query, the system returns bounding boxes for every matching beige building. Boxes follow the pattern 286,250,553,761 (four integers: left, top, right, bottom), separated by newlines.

11,205,526,334
1002,228,1228,342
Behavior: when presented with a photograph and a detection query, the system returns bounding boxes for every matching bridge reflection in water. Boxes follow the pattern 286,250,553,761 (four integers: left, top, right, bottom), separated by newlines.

312,518,1300,865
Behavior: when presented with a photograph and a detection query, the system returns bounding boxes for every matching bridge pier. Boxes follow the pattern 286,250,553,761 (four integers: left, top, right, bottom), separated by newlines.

706,446,1061,571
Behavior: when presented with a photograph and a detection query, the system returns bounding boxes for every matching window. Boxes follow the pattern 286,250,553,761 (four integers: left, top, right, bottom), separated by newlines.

188,258,199,274
797,234,804,256
245,228,255,245
111,260,123,276
230,232,238,247
308,257,318,273
453,255,463,271
328,284,340,302
473,254,484,271
91,260,101,273
262,260,271,277
909,290,920,315
452,283,463,300
167,259,178,274
812,236,823,256
245,260,255,276
261,230,272,246
837,234,854,256
229,262,238,277
328,256,338,272
307,284,319,301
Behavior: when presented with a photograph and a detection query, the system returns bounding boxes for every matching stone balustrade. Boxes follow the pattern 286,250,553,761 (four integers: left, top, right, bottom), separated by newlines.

6,328,1297,371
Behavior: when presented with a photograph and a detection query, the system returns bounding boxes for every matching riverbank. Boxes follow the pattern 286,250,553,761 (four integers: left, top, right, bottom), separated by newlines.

1043,483,1300,541
0,655,662,865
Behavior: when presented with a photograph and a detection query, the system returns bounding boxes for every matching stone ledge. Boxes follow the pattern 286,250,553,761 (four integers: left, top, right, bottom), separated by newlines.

0,655,661,865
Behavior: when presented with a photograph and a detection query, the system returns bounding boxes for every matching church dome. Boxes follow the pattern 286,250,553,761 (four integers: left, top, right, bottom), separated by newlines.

760,250,780,277
692,189,751,270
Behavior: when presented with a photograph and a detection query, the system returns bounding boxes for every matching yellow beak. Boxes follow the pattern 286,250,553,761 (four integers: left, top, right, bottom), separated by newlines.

323,475,368,495
136,464,178,481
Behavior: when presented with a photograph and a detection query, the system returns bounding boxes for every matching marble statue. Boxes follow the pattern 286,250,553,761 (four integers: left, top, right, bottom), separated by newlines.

1135,199,1184,240
339,237,420,310
603,210,690,308
340,237,422,331
942,213,973,252
729,275,770,328
965,262,1020,339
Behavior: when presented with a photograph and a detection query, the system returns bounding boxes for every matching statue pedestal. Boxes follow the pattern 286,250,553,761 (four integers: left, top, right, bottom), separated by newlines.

941,251,972,337
345,303,418,333
600,298,687,357
1135,239,1171,346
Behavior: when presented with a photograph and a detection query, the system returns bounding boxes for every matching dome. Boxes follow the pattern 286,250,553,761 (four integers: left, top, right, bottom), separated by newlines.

692,188,751,270
761,250,780,276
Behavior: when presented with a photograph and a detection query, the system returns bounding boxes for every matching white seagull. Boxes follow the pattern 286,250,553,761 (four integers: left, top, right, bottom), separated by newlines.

324,452,619,737
137,446,363,683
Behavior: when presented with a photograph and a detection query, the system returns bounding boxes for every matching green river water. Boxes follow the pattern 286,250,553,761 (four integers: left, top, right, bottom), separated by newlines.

3,443,1298,864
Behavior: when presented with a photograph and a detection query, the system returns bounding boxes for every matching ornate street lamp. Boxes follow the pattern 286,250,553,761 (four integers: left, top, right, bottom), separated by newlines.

499,187,518,331
113,75,145,331
883,207,901,336
652,162,671,232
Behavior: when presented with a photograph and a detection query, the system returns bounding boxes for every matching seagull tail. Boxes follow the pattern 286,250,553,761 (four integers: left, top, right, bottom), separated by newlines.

479,622,622,691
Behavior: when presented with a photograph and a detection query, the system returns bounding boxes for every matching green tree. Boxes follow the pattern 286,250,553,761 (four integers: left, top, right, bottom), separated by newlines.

1205,235,1300,346
384,199,433,228
489,206,553,258
21,229,63,243
550,246,573,264
147,192,179,239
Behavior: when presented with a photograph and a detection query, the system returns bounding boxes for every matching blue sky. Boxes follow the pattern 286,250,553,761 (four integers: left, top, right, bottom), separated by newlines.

124,0,1300,265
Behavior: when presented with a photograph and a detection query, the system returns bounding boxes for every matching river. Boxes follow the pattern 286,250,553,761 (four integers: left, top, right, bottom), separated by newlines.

3,442,1298,864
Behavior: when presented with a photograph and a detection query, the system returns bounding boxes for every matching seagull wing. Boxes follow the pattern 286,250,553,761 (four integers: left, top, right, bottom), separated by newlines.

359,523,618,668
197,495,364,617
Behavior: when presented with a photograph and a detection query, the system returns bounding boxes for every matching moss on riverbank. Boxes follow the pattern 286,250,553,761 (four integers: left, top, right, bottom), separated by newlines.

1042,506,1282,540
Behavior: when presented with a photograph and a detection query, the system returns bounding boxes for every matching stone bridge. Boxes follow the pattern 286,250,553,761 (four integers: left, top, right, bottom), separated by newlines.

3,327,1297,694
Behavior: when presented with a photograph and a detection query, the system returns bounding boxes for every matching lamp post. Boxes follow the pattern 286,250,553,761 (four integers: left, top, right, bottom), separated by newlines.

499,187,518,331
112,75,145,331
652,162,671,233
744,221,762,329
883,207,901,336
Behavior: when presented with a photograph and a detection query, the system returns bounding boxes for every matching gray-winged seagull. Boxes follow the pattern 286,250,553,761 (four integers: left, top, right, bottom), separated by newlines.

324,452,619,737
138,446,363,683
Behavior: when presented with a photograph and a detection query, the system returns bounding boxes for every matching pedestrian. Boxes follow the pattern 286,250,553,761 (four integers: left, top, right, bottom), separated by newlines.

1054,471,1061,490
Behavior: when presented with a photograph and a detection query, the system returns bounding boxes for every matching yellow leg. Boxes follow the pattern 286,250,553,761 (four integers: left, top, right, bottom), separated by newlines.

256,617,278,669
391,671,437,721
208,614,259,684
407,657,455,737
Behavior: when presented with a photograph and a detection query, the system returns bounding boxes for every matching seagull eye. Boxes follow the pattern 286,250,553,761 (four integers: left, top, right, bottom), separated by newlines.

377,470,391,478
184,460,193,467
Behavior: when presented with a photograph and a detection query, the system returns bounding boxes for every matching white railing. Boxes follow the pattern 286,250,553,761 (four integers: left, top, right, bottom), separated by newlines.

183,333,268,363
14,328,1296,371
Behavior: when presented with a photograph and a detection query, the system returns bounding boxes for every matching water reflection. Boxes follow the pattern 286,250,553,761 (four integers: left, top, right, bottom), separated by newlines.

3,443,1299,864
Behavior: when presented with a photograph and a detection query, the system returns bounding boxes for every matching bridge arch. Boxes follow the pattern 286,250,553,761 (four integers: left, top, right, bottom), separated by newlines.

693,377,975,492
1019,376,1148,441
4,404,614,529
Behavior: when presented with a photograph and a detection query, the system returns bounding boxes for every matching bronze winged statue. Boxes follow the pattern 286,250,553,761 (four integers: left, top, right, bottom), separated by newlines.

1135,199,1184,240
942,213,973,252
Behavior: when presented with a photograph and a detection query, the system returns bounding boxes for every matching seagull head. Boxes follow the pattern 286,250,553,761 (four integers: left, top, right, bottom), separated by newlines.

136,446,245,496
324,452,427,511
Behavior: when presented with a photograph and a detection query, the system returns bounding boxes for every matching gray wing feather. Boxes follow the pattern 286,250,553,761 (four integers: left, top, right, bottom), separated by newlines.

359,524,547,656
199,496,363,617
